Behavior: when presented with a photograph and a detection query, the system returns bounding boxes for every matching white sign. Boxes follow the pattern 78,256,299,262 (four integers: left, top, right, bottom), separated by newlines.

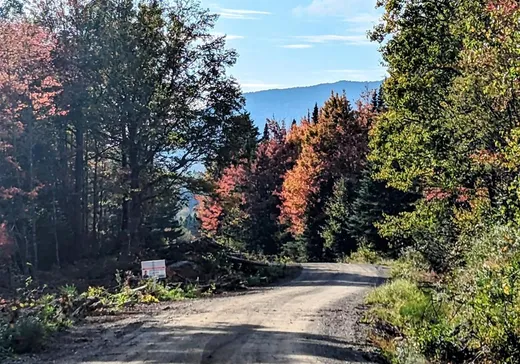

141,260,166,279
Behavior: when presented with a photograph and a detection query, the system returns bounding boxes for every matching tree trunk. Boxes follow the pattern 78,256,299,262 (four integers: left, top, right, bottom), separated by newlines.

128,123,140,252
83,131,89,253
92,149,99,253
52,181,60,269
121,123,129,238
27,108,37,270
74,117,85,259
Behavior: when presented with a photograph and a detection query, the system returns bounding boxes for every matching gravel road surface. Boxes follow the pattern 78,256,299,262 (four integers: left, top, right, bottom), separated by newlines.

15,263,387,364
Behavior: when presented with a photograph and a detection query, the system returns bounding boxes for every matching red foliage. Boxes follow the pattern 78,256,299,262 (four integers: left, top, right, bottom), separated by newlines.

0,21,64,203
196,165,248,235
487,0,518,14
279,94,369,235
196,196,223,234
0,22,64,122
424,187,451,201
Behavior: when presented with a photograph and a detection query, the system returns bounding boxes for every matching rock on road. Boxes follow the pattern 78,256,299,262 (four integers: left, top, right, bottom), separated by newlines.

28,263,387,364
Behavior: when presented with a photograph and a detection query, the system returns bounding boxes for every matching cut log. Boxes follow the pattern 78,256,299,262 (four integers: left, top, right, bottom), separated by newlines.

227,255,269,267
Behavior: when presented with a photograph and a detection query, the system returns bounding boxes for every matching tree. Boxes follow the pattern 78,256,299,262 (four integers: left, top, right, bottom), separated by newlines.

0,0,252,272
197,164,249,249
245,120,294,254
347,165,417,253
368,0,520,269
209,113,258,178
0,20,65,269
0,0,23,19
321,178,356,257
280,93,369,259
312,103,319,124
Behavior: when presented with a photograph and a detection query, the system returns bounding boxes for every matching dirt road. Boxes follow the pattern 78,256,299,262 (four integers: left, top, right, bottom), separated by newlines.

26,263,387,364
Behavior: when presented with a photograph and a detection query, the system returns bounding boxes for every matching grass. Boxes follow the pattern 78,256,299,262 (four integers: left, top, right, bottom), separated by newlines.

340,242,393,265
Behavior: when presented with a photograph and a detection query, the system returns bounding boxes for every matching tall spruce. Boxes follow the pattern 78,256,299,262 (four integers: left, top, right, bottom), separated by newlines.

321,178,356,256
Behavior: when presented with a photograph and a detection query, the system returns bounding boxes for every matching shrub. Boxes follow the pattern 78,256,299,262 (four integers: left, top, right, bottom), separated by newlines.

142,280,187,302
7,316,47,354
280,240,307,263
390,248,430,283
344,241,387,264
367,225,520,363
366,279,432,328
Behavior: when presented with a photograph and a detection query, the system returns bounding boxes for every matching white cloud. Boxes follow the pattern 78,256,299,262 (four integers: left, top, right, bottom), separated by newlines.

293,0,357,17
346,13,380,24
322,68,387,81
211,32,245,40
281,44,313,49
344,12,380,34
218,8,271,20
295,34,371,46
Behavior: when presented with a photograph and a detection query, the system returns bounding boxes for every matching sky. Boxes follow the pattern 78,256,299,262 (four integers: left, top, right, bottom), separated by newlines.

201,0,386,92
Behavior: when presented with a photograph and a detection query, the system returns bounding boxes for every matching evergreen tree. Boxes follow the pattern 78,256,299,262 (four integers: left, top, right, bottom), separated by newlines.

347,166,417,252
321,178,356,256
210,113,258,177
371,89,379,111
376,85,385,112
262,123,270,141
312,103,319,124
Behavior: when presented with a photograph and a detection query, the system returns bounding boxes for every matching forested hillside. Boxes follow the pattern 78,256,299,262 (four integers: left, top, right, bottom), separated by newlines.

244,80,382,129
197,90,413,261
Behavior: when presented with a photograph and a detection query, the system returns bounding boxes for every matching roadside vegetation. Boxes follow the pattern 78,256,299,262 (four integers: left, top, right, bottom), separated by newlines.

359,0,520,362
0,242,295,358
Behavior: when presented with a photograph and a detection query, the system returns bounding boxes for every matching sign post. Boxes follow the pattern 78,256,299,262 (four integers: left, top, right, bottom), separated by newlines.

141,259,166,279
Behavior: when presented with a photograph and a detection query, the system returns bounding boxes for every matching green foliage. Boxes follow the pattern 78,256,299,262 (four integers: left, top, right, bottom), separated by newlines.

59,284,78,298
344,241,387,265
1,316,47,354
348,166,417,252
367,226,520,363
379,199,464,272
0,289,74,356
390,249,429,283
280,239,307,263
366,279,434,329
321,178,356,256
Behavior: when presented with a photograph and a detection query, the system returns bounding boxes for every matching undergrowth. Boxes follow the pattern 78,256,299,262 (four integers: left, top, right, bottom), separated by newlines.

341,242,391,265
365,226,520,363
0,260,293,358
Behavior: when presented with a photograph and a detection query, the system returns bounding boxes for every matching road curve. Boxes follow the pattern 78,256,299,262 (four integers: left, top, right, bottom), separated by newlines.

55,264,387,364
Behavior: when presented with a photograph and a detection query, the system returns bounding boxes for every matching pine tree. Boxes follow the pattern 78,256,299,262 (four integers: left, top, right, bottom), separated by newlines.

262,123,270,141
371,89,379,111
347,166,417,253
321,178,356,256
376,85,385,112
312,103,319,124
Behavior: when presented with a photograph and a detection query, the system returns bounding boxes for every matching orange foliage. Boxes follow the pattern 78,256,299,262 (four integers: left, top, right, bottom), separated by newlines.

279,93,369,235
196,164,248,235
0,21,65,202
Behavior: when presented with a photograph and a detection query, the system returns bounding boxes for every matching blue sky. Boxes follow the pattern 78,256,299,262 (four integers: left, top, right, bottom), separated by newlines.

201,0,386,92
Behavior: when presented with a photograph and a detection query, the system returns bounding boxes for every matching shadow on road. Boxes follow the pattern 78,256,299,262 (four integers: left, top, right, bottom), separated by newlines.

282,267,387,288
80,323,383,363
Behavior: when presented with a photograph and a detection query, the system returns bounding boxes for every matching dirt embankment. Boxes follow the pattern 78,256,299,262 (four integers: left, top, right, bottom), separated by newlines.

13,263,387,364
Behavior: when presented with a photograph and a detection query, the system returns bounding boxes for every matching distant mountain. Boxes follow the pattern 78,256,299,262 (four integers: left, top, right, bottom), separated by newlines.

244,80,383,129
